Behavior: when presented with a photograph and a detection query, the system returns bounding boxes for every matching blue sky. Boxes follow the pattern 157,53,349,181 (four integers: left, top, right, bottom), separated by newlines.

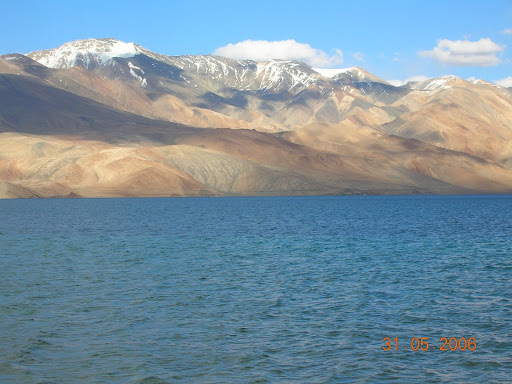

2,0,512,84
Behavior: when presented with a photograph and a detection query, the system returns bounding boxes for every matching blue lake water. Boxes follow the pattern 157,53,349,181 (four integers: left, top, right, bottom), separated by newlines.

1,195,511,383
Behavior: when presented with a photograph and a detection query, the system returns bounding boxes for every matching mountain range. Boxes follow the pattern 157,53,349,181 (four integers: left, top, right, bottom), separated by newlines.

1,38,512,198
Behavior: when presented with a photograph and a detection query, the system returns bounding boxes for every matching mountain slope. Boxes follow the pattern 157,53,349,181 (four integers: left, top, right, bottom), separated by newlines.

0,70,497,198
0,71,209,144
1,38,512,198
383,76,512,165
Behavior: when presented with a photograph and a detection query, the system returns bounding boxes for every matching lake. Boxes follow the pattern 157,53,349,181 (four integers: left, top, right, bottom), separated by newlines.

1,195,511,383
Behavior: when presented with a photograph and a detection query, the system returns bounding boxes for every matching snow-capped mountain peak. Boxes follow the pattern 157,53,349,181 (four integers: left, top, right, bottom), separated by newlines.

27,38,324,94
28,38,142,69
27,38,403,97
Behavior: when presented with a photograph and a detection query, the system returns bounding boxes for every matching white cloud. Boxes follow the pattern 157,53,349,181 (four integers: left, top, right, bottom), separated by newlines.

213,39,343,67
352,52,364,62
418,38,504,66
502,29,512,35
387,75,430,86
495,76,512,87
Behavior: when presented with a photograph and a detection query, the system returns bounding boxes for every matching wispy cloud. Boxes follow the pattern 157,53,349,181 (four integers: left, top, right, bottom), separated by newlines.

352,52,364,62
418,38,503,66
213,39,343,68
502,29,512,35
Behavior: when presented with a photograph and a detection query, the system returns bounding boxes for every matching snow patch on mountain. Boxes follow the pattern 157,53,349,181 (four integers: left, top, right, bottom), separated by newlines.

314,67,356,78
168,55,255,84
256,60,318,92
128,61,147,88
470,79,491,85
412,76,458,92
128,61,144,74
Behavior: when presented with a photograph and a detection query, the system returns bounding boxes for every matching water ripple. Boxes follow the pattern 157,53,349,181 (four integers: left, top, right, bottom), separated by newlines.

0,195,511,383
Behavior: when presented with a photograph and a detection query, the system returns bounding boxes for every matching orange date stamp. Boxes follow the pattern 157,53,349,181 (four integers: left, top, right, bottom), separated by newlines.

383,337,476,351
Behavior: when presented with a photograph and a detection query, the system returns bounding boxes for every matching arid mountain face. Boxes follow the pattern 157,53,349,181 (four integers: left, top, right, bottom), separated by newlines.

0,38,512,198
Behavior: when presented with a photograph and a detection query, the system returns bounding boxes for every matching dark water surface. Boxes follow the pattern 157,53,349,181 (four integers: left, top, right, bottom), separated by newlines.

1,195,511,383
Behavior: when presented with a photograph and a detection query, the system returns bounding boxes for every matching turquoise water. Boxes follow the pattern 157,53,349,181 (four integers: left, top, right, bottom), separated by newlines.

1,195,511,383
